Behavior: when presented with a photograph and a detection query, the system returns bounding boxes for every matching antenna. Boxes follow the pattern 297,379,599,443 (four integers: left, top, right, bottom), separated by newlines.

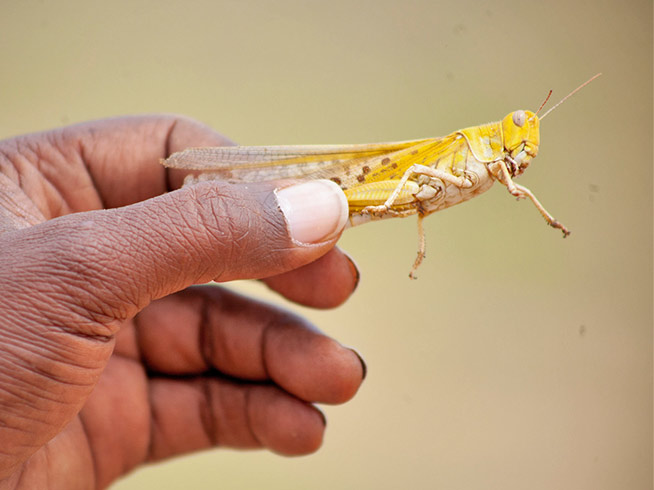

539,73,602,121
535,90,553,116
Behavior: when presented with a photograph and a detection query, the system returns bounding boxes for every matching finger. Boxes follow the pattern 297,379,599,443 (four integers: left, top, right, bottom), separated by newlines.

1,115,233,213
261,247,360,308
80,357,326,487
146,378,326,461
133,286,365,404
0,176,349,326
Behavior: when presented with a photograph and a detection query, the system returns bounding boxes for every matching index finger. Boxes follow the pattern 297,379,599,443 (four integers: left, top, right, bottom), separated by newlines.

72,114,232,208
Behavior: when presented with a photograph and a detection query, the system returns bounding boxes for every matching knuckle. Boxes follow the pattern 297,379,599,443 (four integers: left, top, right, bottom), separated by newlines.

0,220,128,339
43,218,140,331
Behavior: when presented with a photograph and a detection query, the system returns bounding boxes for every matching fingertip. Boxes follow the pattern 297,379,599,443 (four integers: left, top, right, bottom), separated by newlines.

262,247,360,308
249,387,325,456
348,347,367,381
266,325,365,404
313,340,366,404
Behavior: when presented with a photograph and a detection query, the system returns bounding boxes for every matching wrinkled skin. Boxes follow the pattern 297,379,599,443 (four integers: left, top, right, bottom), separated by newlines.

0,115,364,490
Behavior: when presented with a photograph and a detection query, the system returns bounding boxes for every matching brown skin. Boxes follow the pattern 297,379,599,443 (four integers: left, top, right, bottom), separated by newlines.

0,115,364,490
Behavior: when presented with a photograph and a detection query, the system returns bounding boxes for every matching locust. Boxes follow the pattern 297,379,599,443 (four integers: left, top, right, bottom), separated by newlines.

163,74,600,279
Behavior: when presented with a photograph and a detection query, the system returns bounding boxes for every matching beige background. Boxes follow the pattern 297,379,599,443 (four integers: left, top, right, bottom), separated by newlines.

1,1,651,489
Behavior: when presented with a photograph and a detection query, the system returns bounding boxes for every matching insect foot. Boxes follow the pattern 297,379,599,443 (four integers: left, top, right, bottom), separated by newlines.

551,221,571,238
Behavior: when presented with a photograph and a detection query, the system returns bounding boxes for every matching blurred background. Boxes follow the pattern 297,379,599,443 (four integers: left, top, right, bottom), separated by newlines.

1,1,651,489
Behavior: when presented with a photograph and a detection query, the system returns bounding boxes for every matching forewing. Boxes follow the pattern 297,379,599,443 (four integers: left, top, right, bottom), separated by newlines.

162,132,465,189
161,141,423,185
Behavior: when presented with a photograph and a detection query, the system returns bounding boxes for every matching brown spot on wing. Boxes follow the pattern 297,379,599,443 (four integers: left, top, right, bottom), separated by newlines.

330,177,342,185
357,174,365,182
381,157,391,165
362,166,371,174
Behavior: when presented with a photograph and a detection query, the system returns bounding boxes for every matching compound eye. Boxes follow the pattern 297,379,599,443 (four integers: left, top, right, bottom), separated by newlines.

512,110,526,127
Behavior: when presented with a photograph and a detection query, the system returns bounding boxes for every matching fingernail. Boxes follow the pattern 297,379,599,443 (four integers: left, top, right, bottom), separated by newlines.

315,406,327,427
341,250,361,292
275,180,349,245
349,348,367,380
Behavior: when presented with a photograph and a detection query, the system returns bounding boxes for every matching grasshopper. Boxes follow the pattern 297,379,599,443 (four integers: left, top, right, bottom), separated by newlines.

163,74,600,278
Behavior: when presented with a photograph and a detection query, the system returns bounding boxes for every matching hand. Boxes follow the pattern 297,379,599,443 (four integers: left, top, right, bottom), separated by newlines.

0,115,365,489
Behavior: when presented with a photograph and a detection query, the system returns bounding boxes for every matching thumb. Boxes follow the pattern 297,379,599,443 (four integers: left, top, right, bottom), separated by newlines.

1,178,349,324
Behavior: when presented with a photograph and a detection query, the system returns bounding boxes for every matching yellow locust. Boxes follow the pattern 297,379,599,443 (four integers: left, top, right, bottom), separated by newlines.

163,74,600,278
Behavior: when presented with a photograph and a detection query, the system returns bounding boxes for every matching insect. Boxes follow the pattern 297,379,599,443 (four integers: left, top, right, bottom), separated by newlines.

163,74,600,279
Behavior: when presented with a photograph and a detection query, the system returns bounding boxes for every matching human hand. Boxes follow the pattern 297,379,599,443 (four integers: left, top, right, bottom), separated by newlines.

0,115,365,489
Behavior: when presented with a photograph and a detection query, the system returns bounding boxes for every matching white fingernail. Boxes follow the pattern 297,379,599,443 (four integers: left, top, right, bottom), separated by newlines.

275,180,349,245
